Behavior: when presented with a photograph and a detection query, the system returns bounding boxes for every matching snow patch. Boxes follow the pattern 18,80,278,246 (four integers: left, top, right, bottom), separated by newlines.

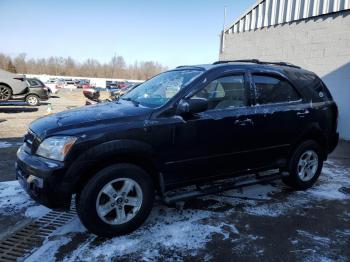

63,208,237,261
0,181,35,214
25,205,50,219
217,161,350,217
0,141,22,148
25,236,71,262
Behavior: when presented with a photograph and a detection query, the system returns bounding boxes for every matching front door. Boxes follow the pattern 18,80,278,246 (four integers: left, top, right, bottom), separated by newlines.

163,72,257,185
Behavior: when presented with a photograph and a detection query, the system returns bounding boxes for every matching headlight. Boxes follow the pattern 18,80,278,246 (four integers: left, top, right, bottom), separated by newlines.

36,136,77,161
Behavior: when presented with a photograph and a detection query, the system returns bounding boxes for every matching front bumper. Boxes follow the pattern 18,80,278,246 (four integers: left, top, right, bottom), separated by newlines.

16,145,72,210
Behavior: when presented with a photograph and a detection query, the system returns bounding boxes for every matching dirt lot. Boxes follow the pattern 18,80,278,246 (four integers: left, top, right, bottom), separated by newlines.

0,89,109,181
0,89,110,139
0,92,349,261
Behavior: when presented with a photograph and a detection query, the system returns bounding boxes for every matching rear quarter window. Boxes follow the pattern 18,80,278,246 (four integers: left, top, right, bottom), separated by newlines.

291,72,332,102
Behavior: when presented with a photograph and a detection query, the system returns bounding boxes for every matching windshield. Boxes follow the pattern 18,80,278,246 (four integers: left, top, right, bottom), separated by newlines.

122,69,202,108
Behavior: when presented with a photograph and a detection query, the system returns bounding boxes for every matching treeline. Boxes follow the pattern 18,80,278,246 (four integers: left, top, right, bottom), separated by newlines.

0,53,168,80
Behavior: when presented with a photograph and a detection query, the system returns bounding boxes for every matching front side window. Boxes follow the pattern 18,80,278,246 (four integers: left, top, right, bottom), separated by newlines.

122,69,202,108
253,74,300,105
192,74,246,110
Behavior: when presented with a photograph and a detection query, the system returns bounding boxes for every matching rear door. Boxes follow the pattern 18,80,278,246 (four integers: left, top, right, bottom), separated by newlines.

247,71,305,168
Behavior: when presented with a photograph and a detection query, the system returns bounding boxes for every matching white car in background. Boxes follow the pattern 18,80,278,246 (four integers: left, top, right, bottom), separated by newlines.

45,79,60,94
63,79,76,89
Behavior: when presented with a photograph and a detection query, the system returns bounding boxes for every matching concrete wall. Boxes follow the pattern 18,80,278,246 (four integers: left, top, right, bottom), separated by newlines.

220,10,350,140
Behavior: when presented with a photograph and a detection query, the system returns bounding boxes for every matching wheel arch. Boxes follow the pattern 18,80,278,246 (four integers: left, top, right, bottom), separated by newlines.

25,93,40,100
0,82,12,89
64,140,161,196
290,125,328,160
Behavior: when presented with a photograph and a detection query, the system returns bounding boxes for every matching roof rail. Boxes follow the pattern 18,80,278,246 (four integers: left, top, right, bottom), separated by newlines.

213,59,260,65
176,65,206,70
212,60,301,69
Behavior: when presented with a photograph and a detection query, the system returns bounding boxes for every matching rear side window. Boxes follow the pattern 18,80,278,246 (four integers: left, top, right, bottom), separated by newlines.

253,74,300,105
28,79,41,86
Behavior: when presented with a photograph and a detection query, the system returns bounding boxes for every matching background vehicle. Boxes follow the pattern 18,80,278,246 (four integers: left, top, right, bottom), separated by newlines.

17,60,339,237
10,78,49,106
76,79,90,89
83,83,139,105
45,79,60,94
0,69,29,101
63,79,76,89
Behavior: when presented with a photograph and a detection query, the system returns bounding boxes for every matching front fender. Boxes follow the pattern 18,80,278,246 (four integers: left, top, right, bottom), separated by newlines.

62,139,156,192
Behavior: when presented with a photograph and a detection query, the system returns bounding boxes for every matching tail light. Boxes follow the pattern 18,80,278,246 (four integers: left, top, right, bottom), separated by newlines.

13,77,25,81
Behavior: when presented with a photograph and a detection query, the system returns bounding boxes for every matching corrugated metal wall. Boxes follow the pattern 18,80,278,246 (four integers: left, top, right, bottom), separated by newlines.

226,0,350,34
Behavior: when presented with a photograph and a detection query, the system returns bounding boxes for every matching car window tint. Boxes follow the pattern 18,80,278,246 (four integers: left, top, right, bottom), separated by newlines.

28,79,41,86
253,75,300,104
193,75,246,110
293,73,332,102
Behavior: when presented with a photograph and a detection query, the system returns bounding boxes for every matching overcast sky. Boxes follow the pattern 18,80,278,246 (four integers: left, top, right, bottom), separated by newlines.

0,0,256,68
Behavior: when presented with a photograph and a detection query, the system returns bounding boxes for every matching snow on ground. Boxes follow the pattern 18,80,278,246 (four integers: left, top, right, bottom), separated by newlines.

213,160,350,218
1,160,349,261
0,141,22,148
0,181,49,218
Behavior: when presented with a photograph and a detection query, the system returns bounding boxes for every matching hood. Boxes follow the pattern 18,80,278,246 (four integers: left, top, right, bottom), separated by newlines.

29,100,152,137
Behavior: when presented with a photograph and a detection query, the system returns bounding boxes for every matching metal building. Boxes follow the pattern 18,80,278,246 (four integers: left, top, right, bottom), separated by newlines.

220,0,350,140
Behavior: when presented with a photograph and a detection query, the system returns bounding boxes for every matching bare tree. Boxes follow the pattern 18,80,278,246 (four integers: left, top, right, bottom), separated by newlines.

6,59,17,73
0,52,167,80
13,53,27,73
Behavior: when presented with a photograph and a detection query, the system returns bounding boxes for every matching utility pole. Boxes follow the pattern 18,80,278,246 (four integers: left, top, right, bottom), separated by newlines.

222,6,227,53
112,52,116,78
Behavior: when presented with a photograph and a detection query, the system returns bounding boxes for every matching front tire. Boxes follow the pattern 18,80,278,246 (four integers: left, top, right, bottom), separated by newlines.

26,94,40,106
0,85,12,101
283,140,324,190
76,164,155,237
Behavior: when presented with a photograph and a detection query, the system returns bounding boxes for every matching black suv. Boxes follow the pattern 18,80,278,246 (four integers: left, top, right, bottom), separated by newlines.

16,60,339,236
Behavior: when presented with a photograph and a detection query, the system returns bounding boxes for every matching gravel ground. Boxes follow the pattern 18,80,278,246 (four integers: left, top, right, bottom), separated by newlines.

0,89,109,181
0,89,110,139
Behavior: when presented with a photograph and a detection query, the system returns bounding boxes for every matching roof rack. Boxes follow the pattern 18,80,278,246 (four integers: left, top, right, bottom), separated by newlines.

176,65,206,70
212,59,301,69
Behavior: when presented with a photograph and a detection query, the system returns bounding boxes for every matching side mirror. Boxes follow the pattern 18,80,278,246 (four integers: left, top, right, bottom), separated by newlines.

177,98,208,115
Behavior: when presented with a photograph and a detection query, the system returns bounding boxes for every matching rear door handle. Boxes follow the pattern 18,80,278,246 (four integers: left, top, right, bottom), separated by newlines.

235,118,253,126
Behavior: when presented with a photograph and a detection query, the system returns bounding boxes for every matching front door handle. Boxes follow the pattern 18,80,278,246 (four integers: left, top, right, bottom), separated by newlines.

297,109,310,118
235,118,253,126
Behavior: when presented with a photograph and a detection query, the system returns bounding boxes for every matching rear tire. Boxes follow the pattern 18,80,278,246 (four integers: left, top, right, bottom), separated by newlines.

282,140,324,190
76,163,155,237
0,85,12,101
26,94,40,106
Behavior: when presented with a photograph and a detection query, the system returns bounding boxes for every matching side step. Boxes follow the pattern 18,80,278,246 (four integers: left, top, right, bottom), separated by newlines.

162,172,287,205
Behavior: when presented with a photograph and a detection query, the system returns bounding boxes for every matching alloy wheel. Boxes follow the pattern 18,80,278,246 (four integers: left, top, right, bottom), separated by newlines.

0,86,11,100
297,150,319,181
27,96,38,106
96,178,143,225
